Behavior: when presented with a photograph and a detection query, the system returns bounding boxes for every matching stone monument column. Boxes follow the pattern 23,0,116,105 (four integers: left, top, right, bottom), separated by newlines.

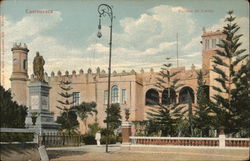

25,52,60,135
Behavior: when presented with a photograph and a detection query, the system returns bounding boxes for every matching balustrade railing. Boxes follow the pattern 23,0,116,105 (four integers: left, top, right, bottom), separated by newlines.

39,133,81,147
130,136,249,148
0,128,81,147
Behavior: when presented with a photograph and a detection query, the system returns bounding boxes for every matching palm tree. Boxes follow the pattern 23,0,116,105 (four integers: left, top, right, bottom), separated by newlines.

73,102,97,133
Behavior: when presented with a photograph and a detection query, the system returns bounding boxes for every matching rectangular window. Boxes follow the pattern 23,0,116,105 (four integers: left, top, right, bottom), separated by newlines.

104,90,108,105
219,38,223,45
205,39,210,50
73,92,80,106
212,39,216,48
111,86,119,103
121,89,126,104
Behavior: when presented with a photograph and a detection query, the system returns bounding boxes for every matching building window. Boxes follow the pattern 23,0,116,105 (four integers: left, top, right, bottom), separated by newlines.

121,89,126,104
23,59,27,70
205,39,210,50
104,90,108,105
73,92,80,106
219,38,223,46
212,39,216,48
111,85,119,103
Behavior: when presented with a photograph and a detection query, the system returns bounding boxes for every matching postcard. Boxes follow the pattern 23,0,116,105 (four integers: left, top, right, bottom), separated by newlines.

0,0,249,161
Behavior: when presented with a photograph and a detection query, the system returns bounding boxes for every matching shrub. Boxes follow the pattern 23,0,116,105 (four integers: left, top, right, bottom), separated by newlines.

0,132,34,142
88,123,100,136
82,134,96,145
100,128,114,136
116,136,122,143
101,135,116,144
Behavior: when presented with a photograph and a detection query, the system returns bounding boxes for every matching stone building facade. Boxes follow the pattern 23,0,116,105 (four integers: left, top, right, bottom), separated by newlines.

10,30,227,133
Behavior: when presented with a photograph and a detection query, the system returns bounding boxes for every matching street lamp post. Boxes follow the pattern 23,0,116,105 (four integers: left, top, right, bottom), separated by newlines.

97,4,113,153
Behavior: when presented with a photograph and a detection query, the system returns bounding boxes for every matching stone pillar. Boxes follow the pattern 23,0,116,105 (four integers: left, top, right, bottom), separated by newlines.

219,129,225,148
122,122,132,145
25,81,60,135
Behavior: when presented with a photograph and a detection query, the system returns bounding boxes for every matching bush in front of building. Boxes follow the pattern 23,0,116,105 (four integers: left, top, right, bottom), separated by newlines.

0,132,34,142
0,85,28,128
100,135,117,144
116,132,122,143
82,134,96,145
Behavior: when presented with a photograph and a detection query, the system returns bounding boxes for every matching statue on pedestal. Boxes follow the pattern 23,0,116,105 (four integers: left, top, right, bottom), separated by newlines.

33,52,45,82
26,51,60,134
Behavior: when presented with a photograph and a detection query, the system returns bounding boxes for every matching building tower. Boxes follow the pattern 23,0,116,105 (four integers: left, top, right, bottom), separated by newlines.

201,29,226,99
10,43,29,106
201,29,226,71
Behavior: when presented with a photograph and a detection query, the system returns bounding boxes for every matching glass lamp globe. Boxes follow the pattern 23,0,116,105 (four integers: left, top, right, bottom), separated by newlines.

97,31,102,38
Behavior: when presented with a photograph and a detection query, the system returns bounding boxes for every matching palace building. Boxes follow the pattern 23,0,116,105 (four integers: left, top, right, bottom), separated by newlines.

10,29,227,133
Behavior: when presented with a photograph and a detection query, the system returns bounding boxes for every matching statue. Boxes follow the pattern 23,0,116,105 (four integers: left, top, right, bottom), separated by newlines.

33,52,45,82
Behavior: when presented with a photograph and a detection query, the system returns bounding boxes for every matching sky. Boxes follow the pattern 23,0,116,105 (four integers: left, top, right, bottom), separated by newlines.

0,0,249,89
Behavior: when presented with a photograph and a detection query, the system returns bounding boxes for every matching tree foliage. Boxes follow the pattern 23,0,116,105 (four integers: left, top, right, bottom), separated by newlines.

73,101,97,132
0,85,27,128
56,79,74,109
147,58,185,136
56,78,78,134
231,58,250,136
211,11,249,134
56,109,79,135
104,103,122,132
193,70,213,136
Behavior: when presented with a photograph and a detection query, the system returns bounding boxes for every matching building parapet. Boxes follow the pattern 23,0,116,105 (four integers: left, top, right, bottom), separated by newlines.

11,43,29,52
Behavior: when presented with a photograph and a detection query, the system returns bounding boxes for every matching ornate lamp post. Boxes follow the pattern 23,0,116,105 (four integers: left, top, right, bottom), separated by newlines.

97,4,113,153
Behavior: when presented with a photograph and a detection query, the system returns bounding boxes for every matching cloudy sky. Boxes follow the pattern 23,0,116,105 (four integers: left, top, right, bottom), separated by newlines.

0,0,249,89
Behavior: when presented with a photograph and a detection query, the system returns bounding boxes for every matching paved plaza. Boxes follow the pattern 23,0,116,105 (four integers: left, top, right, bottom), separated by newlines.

47,144,250,161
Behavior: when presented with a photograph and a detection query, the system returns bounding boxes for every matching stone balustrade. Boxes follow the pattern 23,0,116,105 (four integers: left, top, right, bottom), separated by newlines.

225,138,250,147
129,136,249,148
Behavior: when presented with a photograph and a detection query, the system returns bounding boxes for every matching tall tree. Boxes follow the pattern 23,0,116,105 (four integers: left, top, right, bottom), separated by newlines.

73,101,97,133
193,70,212,136
103,103,122,133
211,11,248,134
0,85,27,128
232,58,250,136
56,78,78,134
147,58,184,136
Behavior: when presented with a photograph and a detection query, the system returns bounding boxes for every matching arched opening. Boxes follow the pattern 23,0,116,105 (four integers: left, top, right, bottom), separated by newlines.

145,88,159,105
111,85,119,103
162,88,176,105
179,86,195,104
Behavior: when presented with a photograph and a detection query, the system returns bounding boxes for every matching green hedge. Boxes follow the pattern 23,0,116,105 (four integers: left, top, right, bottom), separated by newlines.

82,133,120,145
101,135,117,144
82,134,96,145
0,132,34,142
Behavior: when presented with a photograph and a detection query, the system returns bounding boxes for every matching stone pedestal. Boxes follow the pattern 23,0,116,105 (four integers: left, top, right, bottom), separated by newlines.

25,81,60,135
122,122,132,145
